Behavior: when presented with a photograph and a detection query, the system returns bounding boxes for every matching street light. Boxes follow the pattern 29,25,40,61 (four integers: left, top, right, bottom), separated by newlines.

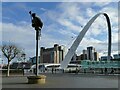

29,11,43,76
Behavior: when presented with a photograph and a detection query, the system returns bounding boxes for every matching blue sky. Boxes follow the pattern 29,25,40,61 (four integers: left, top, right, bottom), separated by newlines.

1,2,119,64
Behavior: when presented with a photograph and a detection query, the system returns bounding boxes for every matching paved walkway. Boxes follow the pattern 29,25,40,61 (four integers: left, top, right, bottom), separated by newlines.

1,73,119,88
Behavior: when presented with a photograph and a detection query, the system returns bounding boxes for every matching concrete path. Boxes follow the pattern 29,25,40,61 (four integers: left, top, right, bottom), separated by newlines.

1,73,119,88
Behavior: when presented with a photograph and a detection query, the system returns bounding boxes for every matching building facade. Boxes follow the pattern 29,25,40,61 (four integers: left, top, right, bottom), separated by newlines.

82,50,88,60
113,54,120,59
94,52,99,61
78,46,99,61
87,46,95,60
40,44,65,63
100,56,112,61
29,56,40,65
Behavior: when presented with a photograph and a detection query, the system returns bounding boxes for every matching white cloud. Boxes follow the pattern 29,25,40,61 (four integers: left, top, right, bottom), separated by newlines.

40,8,47,11
0,22,2,32
57,18,82,32
86,8,96,17
112,32,118,43
47,2,118,56
58,2,80,17
101,7,118,24
2,22,77,61
2,2,118,62
2,0,119,2
0,22,2,46
93,2,112,7
2,22,36,57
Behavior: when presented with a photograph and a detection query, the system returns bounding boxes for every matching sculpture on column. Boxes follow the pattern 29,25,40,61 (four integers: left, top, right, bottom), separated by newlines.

29,11,43,76
29,11,43,39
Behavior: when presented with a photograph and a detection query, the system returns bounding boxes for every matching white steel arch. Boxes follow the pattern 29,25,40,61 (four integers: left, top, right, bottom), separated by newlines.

60,13,111,69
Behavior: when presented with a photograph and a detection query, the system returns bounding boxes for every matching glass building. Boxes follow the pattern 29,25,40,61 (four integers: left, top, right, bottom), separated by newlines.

81,60,120,69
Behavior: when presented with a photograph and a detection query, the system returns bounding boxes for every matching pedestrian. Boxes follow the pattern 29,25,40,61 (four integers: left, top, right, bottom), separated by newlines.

110,68,114,74
76,68,79,74
55,68,56,74
104,68,107,74
62,69,64,73
52,67,54,74
84,69,86,73
101,68,103,74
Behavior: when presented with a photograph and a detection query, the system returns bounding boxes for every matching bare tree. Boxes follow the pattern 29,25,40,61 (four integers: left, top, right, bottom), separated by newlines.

1,44,21,76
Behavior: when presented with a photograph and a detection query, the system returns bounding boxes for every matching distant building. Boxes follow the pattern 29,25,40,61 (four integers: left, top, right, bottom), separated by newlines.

101,56,108,61
78,47,99,61
113,54,120,59
94,52,99,61
17,62,32,69
11,62,32,69
87,46,95,60
70,55,81,64
101,56,112,61
11,62,19,69
40,44,65,63
29,56,40,65
83,50,88,60
77,54,85,60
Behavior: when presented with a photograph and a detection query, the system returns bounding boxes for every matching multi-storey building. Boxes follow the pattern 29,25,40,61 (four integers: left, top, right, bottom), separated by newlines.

100,56,112,61
94,52,99,61
40,44,65,63
87,46,95,60
83,50,88,60
29,56,40,65
78,47,99,61
113,54,120,60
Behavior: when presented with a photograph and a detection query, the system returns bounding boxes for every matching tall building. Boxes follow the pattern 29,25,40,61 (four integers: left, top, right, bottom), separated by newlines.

83,50,88,60
94,52,99,61
40,44,65,63
87,46,95,60
79,54,84,60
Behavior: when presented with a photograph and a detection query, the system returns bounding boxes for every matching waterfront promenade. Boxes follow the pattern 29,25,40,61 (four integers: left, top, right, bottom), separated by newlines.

2,73,119,89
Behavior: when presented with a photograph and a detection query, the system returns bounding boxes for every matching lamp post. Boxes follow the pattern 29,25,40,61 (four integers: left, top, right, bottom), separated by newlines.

29,11,43,76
